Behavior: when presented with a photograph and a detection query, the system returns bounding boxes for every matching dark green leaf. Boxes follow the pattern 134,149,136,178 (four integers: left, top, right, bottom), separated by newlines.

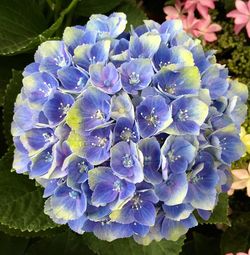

221,0,235,12
220,212,250,254
76,0,123,16
26,231,95,255
0,0,48,55
0,231,29,255
0,147,58,232
0,223,66,239
84,234,185,255
0,55,32,106
116,0,147,30
196,193,230,225
0,0,79,55
3,70,23,145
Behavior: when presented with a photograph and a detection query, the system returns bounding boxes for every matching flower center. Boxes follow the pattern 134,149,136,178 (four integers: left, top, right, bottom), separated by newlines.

120,127,136,142
113,180,122,192
122,154,134,168
69,190,79,199
92,136,108,148
132,194,143,210
129,72,140,85
54,56,66,67
92,109,105,120
178,109,189,121
168,151,181,162
58,102,71,118
142,108,160,127
43,132,53,143
165,84,176,94
77,161,89,173
44,151,53,162
103,80,112,87
220,137,227,151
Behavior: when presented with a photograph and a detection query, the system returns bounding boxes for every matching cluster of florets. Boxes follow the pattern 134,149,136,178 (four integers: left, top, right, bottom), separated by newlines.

11,13,247,244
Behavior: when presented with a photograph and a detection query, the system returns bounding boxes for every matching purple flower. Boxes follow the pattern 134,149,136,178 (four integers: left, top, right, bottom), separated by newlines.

43,92,74,126
120,59,154,94
110,141,144,183
138,137,162,184
136,95,172,138
165,96,208,135
88,167,135,208
89,62,122,94
110,189,159,227
113,117,139,144
57,66,89,93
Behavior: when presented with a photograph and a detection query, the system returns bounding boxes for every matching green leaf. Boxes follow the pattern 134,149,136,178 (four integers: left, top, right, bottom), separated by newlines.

0,0,47,55
0,223,65,239
0,0,79,56
0,231,29,255
2,70,23,145
221,0,235,12
0,55,32,106
84,234,185,255
26,231,95,255
0,147,58,232
195,193,230,225
76,0,123,16
116,0,147,30
220,212,250,254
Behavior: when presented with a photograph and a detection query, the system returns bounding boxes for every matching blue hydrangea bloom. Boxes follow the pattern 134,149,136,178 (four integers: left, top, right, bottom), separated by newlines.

12,13,247,244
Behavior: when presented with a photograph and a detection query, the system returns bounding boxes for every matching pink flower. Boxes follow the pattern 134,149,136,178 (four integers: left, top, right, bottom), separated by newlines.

227,0,250,38
163,0,185,20
192,17,221,42
230,163,250,197
225,249,250,255
181,12,199,35
184,0,216,18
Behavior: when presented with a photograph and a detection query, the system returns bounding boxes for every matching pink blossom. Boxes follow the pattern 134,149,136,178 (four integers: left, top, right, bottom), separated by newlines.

163,0,185,20
192,17,222,42
181,12,199,35
229,163,250,197
225,249,250,255
227,0,250,38
184,0,217,18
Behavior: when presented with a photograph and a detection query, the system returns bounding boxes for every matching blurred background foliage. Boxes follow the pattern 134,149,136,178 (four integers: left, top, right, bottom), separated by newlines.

0,0,249,254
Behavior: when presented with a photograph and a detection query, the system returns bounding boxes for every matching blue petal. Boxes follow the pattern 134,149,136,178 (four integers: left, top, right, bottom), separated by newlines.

136,95,172,138
73,40,111,71
68,215,87,234
120,59,154,94
50,185,87,220
134,201,156,226
86,13,127,39
89,62,122,94
57,66,89,93
155,173,188,205
43,92,74,126
89,220,133,242
161,214,198,241
131,223,150,237
30,146,54,177
113,117,139,143
91,182,118,206
23,72,58,106
129,31,161,58
111,91,135,120
162,203,193,221
139,137,162,184
63,26,97,53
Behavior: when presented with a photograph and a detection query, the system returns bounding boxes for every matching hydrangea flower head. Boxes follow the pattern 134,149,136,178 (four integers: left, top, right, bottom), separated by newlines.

12,12,247,244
